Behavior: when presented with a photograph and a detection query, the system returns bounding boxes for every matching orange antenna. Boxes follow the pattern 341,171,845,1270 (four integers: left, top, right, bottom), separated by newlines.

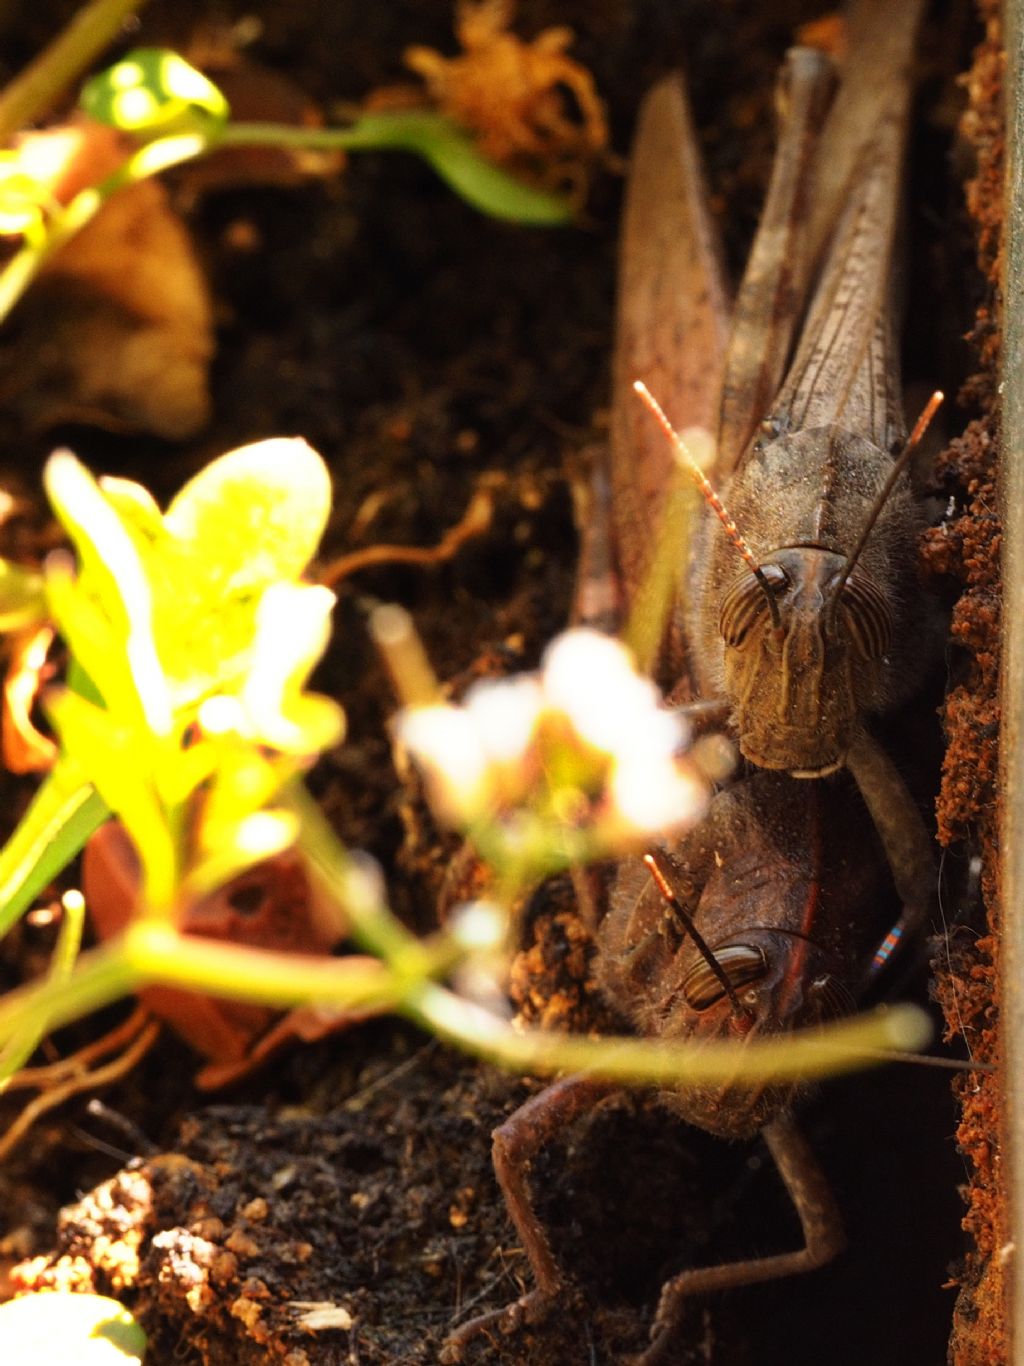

827,389,944,626
633,381,781,633
644,851,754,1023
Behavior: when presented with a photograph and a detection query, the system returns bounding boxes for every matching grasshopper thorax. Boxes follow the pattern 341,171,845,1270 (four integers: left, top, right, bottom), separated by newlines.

718,546,893,775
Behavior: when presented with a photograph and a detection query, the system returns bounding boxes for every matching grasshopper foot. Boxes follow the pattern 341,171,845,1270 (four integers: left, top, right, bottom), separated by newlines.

441,1290,556,1362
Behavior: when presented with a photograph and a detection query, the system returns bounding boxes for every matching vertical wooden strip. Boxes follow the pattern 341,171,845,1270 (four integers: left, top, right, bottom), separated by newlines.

1000,0,1023,1354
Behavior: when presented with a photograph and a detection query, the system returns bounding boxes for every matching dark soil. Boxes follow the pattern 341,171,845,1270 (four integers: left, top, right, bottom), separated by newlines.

0,3,1002,1365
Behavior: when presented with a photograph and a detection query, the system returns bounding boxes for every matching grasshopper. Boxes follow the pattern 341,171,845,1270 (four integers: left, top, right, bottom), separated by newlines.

618,0,936,939
444,1,938,1358
442,767,896,1363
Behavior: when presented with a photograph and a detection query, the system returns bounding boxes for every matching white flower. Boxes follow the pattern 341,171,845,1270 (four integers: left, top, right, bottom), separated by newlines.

463,674,544,764
394,703,491,824
608,758,707,839
542,628,689,760
394,628,711,866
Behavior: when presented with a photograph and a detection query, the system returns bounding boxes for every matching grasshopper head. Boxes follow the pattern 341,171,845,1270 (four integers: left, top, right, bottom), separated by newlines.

718,546,893,775
666,928,849,1137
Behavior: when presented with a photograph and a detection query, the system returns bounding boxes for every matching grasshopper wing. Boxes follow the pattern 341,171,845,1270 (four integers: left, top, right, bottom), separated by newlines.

609,74,731,675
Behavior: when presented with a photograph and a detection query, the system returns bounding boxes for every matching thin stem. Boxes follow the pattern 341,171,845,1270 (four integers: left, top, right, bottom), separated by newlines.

122,922,402,1009
0,938,137,1047
0,0,148,143
217,112,462,153
367,604,440,707
0,133,205,324
288,781,436,975
408,983,931,1086
0,915,931,1088
0,888,86,1086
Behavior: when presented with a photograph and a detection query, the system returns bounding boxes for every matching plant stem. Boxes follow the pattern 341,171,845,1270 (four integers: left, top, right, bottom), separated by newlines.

0,938,136,1046
217,113,465,153
122,922,402,1009
217,114,573,225
0,131,205,323
0,890,86,1086
289,782,436,976
0,915,932,1088
0,0,148,143
407,983,932,1086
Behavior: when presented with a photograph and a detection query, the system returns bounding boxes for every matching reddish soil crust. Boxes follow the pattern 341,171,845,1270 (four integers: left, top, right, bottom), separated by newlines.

922,3,1007,1362
0,3,996,1365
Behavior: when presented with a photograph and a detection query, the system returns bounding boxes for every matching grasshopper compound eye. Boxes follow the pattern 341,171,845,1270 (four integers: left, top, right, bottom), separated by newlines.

682,944,768,1010
718,564,788,647
831,567,893,660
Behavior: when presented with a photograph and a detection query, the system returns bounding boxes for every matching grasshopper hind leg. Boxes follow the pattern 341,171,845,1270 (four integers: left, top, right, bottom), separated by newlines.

641,1113,845,1365
440,1074,614,1362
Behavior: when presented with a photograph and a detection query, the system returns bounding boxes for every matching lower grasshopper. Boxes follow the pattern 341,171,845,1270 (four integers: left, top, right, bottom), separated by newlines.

443,768,896,1362
444,3,940,1358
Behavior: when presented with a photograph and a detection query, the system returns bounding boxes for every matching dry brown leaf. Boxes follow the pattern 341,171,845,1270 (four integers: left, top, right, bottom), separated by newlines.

372,0,609,198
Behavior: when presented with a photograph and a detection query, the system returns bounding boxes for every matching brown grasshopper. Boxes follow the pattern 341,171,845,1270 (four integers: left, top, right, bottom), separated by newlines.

441,486,907,1360
626,0,935,937
444,2,938,1359
443,770,896,1363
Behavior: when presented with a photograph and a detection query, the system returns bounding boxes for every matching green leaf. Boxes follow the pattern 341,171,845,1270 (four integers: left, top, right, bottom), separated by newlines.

154,438,333,704
81,47,228,141
45,555,140,724
163,437,331,586
0,1292,146,1364
0,759,108,939
44,452,171,737
46,687,176,909
335,111,574,225
98,476,164,542
0,438,338,931
188,806,298,898
0,886,86,1086
238,582,343,754
0,154,52,239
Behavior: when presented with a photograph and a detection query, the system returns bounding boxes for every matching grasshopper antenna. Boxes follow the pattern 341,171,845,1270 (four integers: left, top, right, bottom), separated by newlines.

826,389,944,629
862,1049,995,1074
633,380,783,634
644,850,755,1024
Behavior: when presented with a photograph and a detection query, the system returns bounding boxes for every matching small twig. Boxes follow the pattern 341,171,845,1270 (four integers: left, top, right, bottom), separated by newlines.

0,1010,159,1162
342,1039,438,1111
449,1245,526,1325
318,487,494,588
83,1097,160,1155
2,1003,153,1090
